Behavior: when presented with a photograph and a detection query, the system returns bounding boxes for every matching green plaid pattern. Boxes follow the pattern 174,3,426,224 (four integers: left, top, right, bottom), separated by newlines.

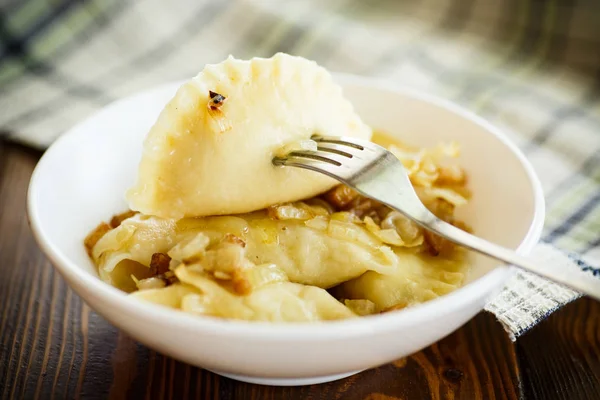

1,0,598,337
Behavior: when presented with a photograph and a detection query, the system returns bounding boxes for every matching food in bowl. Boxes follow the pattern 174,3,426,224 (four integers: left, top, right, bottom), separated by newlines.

85,53,471,322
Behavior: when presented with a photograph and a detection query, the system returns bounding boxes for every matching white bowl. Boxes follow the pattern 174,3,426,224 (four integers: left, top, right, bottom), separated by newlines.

28,74,545,386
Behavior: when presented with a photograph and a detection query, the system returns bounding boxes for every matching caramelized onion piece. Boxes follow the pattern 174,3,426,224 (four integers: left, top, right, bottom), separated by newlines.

435,165,466,186
150,253,172,275
322,185,359,210
422,198,459,256
84,222,111,257
109,210,138,228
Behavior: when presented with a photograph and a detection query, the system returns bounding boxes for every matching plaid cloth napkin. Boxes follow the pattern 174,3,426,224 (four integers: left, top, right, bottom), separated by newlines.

1,0,598,339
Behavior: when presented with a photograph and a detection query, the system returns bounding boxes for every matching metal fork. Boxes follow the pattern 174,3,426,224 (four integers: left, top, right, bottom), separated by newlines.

273,135,600,301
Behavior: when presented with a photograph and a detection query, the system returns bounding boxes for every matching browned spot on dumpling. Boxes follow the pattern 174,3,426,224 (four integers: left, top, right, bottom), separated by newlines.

208,90,227,110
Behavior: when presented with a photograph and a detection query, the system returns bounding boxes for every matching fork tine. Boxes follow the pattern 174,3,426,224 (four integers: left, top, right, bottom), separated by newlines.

283,150,350,166
272,154,350,182
312,135,367,150
315,142,356,158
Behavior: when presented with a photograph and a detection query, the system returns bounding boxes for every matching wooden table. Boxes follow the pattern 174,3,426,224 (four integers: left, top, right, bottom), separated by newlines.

1,140,599,400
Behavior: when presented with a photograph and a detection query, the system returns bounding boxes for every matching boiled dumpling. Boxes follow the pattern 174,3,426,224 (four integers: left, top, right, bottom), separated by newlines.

127,53,372,219
92,206,399,290
333,251,465,311
128,263,357,322
173,266,356,321
179,210,398,288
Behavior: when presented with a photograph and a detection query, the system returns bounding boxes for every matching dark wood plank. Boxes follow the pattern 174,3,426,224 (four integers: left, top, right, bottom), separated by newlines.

518,297,600,400
0,140,595,400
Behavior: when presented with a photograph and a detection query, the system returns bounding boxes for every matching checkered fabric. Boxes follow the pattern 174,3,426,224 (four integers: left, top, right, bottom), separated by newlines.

1,0,598,339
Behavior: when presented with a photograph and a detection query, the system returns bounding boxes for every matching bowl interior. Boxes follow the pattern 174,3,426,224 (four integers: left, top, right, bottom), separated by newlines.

29,76,542,299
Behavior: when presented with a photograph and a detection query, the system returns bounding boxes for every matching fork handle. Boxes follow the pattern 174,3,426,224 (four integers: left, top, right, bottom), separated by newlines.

418,216,600,301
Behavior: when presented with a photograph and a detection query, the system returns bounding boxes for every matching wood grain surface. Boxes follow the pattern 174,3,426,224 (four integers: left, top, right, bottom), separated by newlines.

1,140,599,400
